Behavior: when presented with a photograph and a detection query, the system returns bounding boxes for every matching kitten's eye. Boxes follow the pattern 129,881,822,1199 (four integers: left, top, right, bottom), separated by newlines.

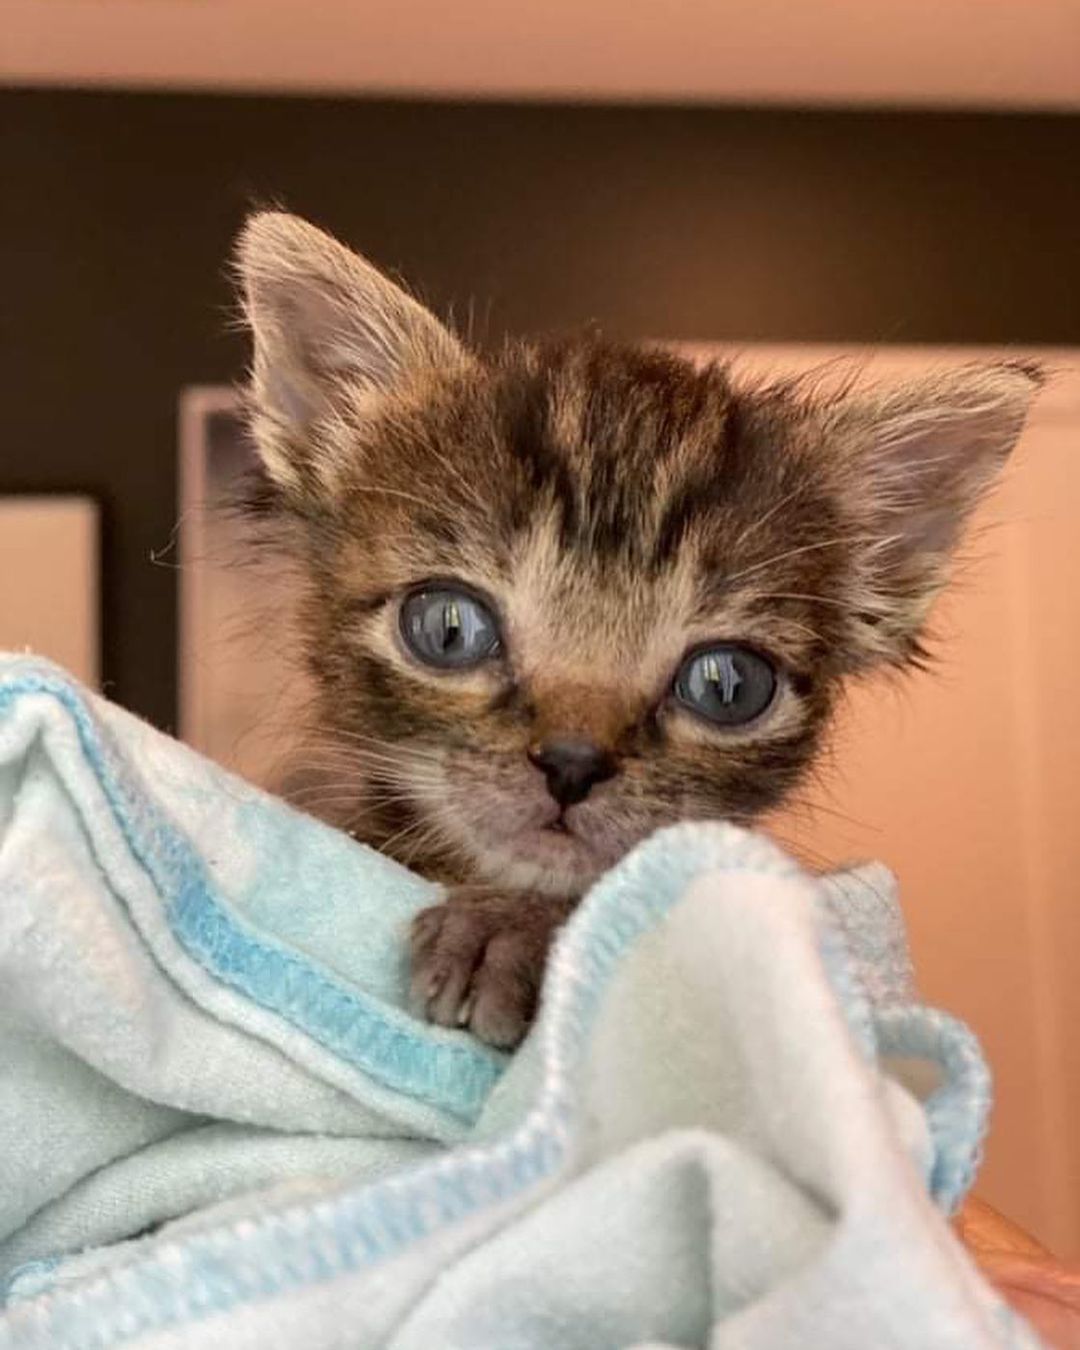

400,587,501,669
674,645,777,727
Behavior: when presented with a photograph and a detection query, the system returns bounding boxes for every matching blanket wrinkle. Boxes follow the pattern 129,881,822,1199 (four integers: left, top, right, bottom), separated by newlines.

0,656,1040,1349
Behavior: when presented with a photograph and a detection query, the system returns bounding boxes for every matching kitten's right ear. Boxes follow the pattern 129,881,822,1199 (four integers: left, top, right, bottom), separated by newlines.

834,361,1042,667
235,211,468,497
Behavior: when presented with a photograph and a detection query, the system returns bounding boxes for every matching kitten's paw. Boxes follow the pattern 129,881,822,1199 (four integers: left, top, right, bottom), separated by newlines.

409,891,572,1050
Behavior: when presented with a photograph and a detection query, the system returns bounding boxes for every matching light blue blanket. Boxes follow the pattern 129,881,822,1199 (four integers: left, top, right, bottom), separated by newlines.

0,656,1040,1348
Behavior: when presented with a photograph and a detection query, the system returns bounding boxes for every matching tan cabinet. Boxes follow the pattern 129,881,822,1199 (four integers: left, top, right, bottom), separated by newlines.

0,496,99,688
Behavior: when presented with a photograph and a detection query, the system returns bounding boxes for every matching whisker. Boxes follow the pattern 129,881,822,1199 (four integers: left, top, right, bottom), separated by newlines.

288,743,445,776
400,815,471,871
756,591,867,613
345,485,439,511
306,729,445,764
776,793,880,834
730,483,814,551
775,616,830,647
291,736,438,763
764,830,838,874
380,814,442,860
282,750,439,777
285,787,422,811
725,536,872,585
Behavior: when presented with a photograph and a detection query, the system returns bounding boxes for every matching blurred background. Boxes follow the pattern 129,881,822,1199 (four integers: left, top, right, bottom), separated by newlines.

2,0,1078,1254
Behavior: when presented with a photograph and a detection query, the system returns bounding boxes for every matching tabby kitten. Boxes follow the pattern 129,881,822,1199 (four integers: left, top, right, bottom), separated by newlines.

236,211,1039,1049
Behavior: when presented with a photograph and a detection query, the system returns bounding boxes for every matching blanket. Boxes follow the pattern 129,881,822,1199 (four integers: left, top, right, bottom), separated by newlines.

0,656,1041,1347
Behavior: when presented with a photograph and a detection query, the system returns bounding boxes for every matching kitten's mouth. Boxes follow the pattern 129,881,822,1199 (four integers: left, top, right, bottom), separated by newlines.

433,778,615,893
515,809,600,863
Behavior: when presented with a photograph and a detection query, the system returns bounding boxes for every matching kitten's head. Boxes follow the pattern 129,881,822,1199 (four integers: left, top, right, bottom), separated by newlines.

236,211,1040,894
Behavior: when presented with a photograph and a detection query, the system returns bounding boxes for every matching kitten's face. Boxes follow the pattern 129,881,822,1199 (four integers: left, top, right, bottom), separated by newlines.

292,344,849,894
237,212,1039,893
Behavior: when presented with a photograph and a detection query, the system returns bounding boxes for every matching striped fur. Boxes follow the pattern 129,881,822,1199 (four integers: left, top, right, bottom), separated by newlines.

236,212,1040,1044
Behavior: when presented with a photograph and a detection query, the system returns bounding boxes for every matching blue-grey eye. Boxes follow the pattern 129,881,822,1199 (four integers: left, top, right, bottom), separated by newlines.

400,587,501,669
674,645,777,726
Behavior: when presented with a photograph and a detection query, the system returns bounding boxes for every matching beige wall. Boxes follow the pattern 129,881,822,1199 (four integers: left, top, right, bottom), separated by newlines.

3,0,1078,108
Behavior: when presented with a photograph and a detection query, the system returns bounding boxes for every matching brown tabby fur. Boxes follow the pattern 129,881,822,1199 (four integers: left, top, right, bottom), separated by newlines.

236,211,1041,1047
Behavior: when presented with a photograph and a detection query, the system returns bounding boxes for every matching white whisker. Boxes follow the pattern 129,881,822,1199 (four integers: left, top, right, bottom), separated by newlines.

730,483,813,552
756,591,863,613
725,535,872,585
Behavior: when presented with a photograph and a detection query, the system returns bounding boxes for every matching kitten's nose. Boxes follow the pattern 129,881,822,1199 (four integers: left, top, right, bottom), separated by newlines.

528,738,617,808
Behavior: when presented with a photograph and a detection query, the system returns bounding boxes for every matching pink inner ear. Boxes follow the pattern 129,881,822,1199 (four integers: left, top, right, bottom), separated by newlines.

253,278,399,433
239,210,469,449
866,366,1040,558
255,318,325,433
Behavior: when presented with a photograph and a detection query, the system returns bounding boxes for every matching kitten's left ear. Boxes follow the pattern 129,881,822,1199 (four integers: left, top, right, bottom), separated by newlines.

836,361,1043,666
235,211,469,497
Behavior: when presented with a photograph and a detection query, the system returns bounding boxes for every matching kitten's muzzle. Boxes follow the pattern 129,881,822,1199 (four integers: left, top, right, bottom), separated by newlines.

527,737,617,809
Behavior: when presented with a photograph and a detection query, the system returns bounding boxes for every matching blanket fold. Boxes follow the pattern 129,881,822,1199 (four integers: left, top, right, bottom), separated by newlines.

0,657,1040,1348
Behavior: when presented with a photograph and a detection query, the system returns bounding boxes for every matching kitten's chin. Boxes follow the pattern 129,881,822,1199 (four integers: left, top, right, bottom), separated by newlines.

458,809,634,897
499,824,606,893
421,783,631,895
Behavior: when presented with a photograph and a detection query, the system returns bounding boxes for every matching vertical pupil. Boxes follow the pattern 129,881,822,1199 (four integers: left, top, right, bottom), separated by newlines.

441,599,462,651
703,652,742,704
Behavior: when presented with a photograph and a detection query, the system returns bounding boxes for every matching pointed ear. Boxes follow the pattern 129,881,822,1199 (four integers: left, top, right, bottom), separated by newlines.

834,361,1043,666
234,211,468,496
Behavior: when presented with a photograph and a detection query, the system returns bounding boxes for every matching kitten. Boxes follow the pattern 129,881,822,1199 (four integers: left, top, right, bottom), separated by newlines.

235,211,1040,1049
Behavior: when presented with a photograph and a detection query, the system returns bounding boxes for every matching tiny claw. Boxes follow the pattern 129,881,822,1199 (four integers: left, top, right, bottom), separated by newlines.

456,991,476,1026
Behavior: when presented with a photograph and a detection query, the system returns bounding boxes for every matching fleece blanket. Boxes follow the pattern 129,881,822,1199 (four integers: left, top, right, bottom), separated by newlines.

0,656,1041,1348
